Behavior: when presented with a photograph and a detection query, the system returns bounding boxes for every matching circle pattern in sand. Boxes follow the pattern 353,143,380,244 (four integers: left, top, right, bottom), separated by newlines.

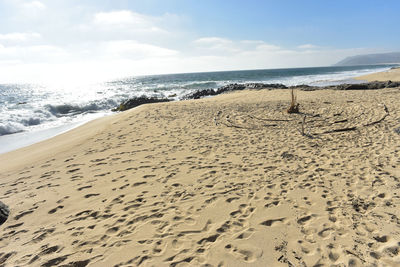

215,101,389,135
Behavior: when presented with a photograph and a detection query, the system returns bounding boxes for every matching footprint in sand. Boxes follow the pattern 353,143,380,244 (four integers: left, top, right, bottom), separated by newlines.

318,227,334,238
260,217,286,227
236,228,255,240
224,243,263,262
297,215,314,225
48,205,64,214
77,185,92,191
14,206,37,220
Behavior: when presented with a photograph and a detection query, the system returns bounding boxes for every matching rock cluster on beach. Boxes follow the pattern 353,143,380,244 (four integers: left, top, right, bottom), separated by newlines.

334,80,400,90
112,96,170,111
0,201,9,226
183,83,287,99
182,80,400,99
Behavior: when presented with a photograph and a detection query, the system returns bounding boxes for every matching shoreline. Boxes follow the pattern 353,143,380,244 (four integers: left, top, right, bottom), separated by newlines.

0,118,90,155
0,77,399,265
0,65,394,155
0,122,80,155
0,75,400,155
355,66,400,82
0,112,111,155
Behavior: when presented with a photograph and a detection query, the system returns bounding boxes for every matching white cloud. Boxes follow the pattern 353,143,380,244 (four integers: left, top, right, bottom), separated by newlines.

93,10,166,33
240,40,265,45
0,32,41,42
94,10,141,25
193,37,233,46
22,0,46,10
190,38,378,70
193,37,240,53
193,37,282,55
101,40,178,59
0,44,68,62
5,0,47,19
188,37,382,72
298,44,318,49
255,43,281,51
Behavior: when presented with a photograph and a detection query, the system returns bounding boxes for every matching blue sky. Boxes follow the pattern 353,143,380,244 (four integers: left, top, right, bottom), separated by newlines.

115,0,399,48
0,0,398,83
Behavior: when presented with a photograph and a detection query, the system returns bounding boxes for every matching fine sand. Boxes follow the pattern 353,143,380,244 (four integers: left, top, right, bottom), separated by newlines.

356,67,400,82
1,83,400,266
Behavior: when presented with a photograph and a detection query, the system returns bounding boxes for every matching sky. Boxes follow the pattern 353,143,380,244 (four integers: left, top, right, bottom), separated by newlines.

0,0,399,83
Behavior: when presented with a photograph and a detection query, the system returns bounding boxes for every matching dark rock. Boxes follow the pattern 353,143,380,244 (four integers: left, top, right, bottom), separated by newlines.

290,85,319,91
385,80,400,88
185,89,218,100
261,83,288,89
292,81,400,91
336,84,367,90
112,96,171,112
0,201,10,226
183,83,288,100
334,81,400,90
216,83,246,93
246,83,266,89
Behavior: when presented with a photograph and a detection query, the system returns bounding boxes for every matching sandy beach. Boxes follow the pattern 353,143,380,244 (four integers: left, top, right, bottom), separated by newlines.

356,67,400,82
1,72,400,266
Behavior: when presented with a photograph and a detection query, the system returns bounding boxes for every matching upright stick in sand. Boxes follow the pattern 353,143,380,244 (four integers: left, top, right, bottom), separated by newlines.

287,89,300,114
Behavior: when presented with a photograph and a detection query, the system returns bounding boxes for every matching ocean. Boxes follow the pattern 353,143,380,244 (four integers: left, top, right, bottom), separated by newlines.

0,64,396,153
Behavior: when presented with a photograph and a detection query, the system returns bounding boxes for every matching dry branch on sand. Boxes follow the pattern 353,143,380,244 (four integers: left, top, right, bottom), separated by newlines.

287,89,300,114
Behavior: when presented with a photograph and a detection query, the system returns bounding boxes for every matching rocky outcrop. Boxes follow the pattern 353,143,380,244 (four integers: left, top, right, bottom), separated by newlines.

334,81,400,90
184,81,400,100
183,83,288,99
185,89,219,100
0,201,9,226
246,83,288,89
112,96,171,112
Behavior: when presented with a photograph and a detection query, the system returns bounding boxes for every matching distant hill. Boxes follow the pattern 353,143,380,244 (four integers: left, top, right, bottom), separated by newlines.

335,52,400,66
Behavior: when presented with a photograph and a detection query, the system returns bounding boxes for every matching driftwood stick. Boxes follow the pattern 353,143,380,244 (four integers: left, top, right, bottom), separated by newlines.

364,104,389,126
321,104,388,134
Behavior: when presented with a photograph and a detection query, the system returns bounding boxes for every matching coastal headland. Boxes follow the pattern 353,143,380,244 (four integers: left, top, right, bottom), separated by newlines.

0,70,400,266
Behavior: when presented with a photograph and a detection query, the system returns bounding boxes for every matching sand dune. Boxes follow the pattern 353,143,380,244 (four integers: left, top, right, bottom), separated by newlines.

1,87,400,266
